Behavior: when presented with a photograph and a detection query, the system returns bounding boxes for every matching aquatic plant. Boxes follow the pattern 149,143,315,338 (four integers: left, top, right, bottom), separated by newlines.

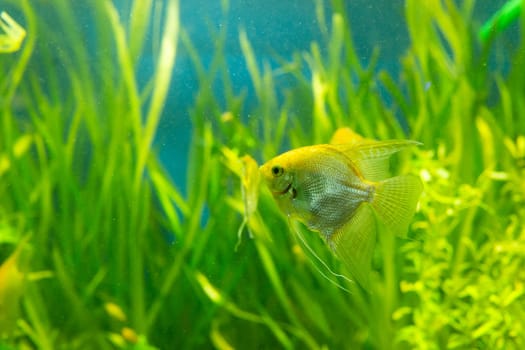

1,0,180,348
187,0,525,348
0,0,523,349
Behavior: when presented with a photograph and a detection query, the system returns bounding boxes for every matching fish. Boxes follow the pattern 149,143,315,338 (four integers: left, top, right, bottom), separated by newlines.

259,128,423,289
0,235,30,335
0,11,26,53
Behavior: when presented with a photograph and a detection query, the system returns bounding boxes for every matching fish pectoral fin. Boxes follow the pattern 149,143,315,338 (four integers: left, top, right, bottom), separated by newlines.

334,140,421,181
328,203,377,290
372,174,423,237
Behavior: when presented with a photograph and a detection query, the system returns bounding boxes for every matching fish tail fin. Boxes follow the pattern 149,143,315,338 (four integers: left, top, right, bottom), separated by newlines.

330,203,377,291
371,174,422,236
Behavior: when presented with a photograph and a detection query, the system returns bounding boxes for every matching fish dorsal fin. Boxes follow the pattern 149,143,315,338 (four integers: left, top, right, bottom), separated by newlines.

330,127,366,145
333,140,421,181
328,203,377,291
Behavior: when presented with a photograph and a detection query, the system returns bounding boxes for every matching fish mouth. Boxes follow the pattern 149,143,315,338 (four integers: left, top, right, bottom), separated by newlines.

272,182,292,196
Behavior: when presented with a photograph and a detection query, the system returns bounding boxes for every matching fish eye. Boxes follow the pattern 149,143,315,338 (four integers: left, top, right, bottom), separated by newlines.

271,165,284,177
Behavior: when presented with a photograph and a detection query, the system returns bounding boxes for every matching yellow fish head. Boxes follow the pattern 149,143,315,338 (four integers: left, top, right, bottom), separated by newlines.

259,154,296,200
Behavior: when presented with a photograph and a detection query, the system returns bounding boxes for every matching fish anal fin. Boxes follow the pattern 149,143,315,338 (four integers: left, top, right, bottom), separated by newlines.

328,203,377,290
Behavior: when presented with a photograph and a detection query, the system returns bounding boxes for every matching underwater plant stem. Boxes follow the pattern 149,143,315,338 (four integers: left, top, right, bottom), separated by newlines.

239,30,262,102
52,249,91,328
144,186,203,333
374,221,398,349
104,0,179,333
479,0,522,42
131,0,179,329
134,0,179,194
254,240,320,349
145,122,212,333
105,0,143,164
22,291,54,350
1,0,35,146
129,0,153,61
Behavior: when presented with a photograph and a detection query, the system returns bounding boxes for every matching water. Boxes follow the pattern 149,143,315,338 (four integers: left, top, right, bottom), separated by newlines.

1,1,524,349
157,0,515,192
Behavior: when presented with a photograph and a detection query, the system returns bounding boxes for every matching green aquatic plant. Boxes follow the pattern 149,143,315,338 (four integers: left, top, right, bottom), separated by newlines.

0,0,524,349
0,11,26,53
1,0,180,348
479,0,522,42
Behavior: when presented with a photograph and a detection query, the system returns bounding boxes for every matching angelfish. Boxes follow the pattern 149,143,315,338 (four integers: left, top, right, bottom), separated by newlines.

259,128,423,289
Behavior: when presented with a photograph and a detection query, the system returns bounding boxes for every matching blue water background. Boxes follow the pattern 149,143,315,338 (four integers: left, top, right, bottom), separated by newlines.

153,0,514,194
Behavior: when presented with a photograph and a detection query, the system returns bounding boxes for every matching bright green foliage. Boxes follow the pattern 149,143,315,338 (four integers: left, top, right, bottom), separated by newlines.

0,0,524,349
0,11,26,53
1,0,180,348
479,0,522,42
